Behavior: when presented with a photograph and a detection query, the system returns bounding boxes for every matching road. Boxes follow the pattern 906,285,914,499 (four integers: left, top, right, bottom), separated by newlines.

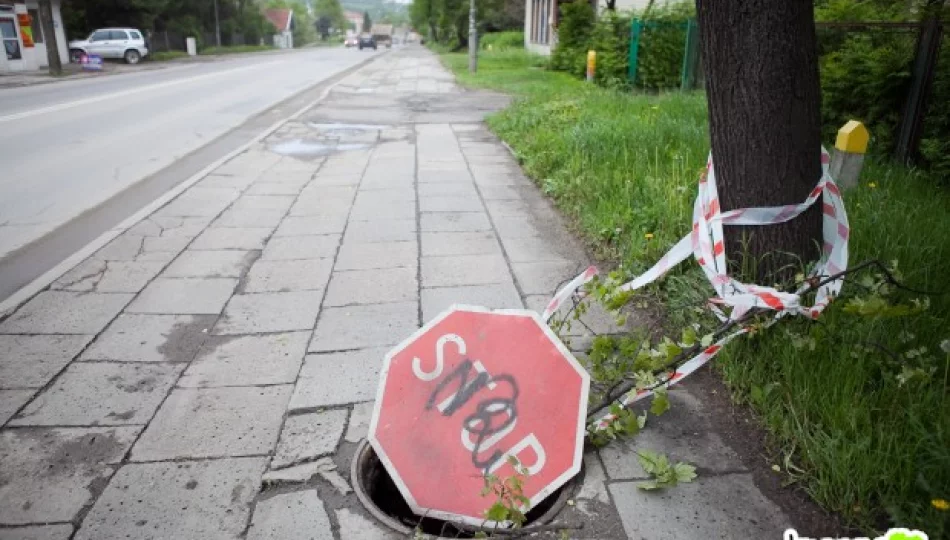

0,47,380,302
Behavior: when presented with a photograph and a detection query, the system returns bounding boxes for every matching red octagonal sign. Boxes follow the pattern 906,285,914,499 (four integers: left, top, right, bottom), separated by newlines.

368,305,590,525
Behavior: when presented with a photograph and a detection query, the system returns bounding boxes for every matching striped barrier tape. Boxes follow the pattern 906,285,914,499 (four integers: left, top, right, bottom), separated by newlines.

540,148,849,431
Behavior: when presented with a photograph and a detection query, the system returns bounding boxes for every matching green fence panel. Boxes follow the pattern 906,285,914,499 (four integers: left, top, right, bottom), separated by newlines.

628,19,643,84
628,17,698,89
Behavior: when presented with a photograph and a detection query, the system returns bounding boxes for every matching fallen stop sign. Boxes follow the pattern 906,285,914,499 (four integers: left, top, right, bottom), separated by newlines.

368,305,590,525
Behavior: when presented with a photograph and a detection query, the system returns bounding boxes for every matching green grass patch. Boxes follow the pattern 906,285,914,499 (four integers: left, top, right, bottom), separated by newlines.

200,45,275,55
480,31,524,51
439,49,950,536
149,51,188,62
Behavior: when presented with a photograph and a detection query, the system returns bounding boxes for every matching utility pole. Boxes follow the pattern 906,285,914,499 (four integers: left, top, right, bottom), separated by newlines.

214,0,222,47
467,0,477,73
38,0,61,75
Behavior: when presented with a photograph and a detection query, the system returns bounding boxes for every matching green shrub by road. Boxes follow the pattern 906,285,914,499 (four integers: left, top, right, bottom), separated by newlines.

439,49,950,537
150,51,189,62
480,31,524,51
200,44,275,55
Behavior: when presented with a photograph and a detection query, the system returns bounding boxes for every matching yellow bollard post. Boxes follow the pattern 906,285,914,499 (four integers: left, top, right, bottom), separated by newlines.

586,50,596,83
830,120,869,190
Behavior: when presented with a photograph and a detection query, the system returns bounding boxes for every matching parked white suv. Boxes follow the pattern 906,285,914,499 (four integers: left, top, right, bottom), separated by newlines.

68,28,149,64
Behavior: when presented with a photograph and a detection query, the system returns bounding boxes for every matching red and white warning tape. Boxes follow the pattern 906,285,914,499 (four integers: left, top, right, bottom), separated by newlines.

540,148,850,431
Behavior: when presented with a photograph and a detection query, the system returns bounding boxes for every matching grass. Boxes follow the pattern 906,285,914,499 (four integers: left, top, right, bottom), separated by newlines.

480,31,524,51
150,51,188,62
199,44,275,55
438,48,950,537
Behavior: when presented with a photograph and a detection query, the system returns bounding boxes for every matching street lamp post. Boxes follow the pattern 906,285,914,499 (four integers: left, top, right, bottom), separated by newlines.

213,0,222,47
468,0,477,73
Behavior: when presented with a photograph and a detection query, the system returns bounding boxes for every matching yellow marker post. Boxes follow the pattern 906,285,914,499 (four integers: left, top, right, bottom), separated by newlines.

586,50,596,83
835,120,869,154
830,120,869,190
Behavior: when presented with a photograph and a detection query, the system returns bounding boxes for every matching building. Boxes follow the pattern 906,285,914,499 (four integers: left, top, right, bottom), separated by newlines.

263,8,294,49
0,0,68,73
344,11,363,33
524,0,654,55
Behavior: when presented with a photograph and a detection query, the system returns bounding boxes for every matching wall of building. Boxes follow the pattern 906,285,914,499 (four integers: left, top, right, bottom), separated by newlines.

0,0,68,73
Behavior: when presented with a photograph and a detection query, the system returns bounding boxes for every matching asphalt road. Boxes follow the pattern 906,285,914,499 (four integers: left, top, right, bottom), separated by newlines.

0,46,380,302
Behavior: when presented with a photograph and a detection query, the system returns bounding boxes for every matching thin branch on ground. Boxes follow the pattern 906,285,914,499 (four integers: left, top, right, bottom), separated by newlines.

579,258,941,424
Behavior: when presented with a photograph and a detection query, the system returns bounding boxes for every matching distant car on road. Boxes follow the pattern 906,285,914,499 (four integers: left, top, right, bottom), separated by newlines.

344,35,358,48
69,28,149,65
358,34,376,50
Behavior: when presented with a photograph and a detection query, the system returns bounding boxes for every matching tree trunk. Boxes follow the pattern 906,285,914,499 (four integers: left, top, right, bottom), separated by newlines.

38,0,62,75
695,0,823,284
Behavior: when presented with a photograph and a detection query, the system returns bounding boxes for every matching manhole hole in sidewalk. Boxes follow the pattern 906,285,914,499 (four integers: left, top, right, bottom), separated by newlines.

268,139,369,159
350,439,580,538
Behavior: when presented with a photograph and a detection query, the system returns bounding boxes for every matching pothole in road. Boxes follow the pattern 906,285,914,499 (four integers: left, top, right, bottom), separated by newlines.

350,439,580,538
268,139,369,159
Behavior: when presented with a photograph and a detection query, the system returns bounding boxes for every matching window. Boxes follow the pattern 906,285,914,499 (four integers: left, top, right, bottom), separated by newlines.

129,31,142,40
27,9,43,43
1,17,20,60
530,0,550,45
110,30,129,40
90,30,110,41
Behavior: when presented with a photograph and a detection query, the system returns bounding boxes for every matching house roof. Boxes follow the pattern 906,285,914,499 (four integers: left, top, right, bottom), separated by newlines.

263,8,293,32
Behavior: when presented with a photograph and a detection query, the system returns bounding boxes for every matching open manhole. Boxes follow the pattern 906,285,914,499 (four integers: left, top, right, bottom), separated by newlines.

268,139,369,159
351,439,581,538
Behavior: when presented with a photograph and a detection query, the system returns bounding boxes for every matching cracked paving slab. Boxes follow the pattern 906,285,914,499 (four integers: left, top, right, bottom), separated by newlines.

0,426,140,524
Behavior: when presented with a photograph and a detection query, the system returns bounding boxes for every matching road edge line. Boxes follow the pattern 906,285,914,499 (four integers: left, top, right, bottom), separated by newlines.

0,51,387,318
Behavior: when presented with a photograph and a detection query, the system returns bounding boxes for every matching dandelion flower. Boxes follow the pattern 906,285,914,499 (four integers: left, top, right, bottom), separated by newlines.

933,498,949,511
645,233,654,240
868,182,877,188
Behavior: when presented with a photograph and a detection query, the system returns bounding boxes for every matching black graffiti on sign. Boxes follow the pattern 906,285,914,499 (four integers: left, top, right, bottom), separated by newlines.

425,359,520,472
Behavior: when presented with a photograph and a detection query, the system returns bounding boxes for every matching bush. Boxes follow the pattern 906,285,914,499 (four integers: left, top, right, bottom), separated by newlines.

589,11,632,88
634,2,695,90
481,31,524,51
818,30,915,156
549,0,594,77
920,39,950,180
550,0,694,90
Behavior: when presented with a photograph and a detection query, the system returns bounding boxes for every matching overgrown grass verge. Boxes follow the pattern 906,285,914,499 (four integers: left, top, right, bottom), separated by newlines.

149,51,189,62
199,44,274,55
439,49,950,536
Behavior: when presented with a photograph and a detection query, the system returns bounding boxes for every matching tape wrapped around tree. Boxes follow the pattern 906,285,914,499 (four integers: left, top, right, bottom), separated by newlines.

541,147,850,431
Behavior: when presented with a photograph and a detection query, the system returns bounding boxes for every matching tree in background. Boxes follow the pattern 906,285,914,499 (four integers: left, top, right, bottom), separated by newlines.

362,10,372,31
410,0,437,40
313,0,346,39
478,0,523,33
410,0,522,48
61,0,274,48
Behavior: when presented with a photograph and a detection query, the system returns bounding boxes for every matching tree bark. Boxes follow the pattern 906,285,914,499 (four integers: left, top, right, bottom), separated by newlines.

695,0,823,284
38,0,62,75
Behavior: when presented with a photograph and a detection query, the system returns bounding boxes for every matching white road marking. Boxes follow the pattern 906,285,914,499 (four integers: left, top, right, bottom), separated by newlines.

0,62,279,124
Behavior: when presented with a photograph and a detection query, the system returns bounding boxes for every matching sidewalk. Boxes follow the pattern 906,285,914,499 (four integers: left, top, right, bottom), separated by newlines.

0,47,798,539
